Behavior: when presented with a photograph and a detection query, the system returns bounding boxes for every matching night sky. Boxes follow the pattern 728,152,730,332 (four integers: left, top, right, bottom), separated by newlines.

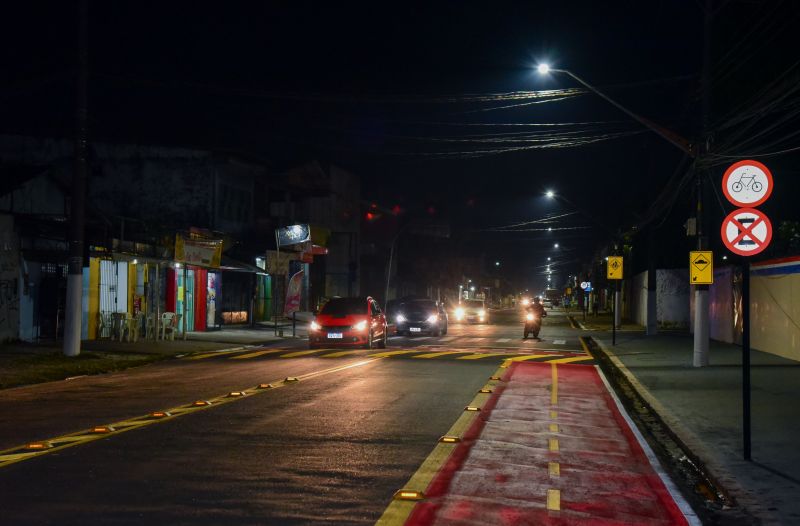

2,1,799,289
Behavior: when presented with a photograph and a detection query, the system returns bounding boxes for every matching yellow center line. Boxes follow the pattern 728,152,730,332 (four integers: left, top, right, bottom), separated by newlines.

549,423,559,433
549,438,559,452
550,410,558,419
551,363,558,406
548,462,560,477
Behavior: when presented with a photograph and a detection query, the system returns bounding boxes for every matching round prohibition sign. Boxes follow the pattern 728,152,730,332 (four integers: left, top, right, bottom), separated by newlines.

722,160,773,207
721,208,773,256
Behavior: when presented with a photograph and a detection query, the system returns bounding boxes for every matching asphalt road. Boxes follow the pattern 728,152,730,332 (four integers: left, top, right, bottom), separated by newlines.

0,308,589,525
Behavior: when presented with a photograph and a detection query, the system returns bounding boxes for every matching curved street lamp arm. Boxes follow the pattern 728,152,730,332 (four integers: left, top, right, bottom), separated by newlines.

552,68,696,157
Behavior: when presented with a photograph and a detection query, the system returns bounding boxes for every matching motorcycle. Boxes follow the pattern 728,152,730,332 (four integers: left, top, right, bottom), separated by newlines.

523,308,546,339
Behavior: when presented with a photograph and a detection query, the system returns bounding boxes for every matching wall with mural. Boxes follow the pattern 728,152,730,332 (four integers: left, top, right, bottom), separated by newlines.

0,215,20,342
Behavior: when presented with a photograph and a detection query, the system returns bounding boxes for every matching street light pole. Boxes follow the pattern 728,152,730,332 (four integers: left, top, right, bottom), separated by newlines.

539,64,706,350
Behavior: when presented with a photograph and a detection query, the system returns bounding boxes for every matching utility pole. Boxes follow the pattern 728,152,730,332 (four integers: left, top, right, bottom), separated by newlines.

693,0,713,367
63,0,88,357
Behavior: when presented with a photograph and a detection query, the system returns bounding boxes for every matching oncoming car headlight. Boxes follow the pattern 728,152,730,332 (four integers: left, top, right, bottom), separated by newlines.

426,314,438,324
454,307,465,320
396,314,407,323
526,313,534,321
310,321,321,331
478,309,486,317
353,320,368,332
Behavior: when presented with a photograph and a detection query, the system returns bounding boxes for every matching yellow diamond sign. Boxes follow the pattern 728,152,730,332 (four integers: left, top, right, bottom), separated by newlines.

690,251,713,284
607,256,623,280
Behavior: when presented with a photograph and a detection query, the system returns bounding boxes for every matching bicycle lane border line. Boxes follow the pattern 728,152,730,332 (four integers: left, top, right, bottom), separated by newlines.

594,362,702,526
588,336,773,524
0,358,381,470
376,364,509,526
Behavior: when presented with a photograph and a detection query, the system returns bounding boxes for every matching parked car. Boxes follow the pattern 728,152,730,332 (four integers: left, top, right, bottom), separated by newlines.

453,299,489,324
394,299,448,336
308,296,387,349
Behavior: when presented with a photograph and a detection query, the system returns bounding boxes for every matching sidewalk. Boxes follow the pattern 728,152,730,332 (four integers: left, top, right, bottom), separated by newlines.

591,330,800,525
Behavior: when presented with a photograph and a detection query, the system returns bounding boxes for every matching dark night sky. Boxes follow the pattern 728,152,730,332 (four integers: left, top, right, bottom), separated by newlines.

2,1,799,290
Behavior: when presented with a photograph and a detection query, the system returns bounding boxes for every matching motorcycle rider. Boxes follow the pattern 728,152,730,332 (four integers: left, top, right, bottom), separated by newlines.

524,296,547,339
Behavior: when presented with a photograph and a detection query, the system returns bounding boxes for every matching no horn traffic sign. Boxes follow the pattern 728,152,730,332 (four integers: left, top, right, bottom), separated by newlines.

721,208,772,256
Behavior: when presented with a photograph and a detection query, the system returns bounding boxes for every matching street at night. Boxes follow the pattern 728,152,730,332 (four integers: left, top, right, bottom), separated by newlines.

2,2,800,525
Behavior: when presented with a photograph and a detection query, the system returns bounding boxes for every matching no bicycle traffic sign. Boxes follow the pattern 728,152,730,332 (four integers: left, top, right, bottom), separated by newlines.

721,208,772,256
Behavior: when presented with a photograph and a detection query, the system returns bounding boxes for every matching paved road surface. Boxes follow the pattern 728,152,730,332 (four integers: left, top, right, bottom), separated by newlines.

0,309,693,525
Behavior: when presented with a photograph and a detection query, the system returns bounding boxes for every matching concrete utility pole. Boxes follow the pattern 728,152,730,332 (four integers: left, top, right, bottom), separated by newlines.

693,0,713,367
63,0,88,357
646,230,658,335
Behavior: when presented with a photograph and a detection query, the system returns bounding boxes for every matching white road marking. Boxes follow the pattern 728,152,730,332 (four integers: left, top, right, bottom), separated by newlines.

553,339,566,345
496,338,511,343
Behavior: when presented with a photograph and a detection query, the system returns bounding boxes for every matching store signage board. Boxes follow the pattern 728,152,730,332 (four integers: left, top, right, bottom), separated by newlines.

722,160,773,207
607,256,623,280
689,251,713,284
276,224,311,247
721,208,772,256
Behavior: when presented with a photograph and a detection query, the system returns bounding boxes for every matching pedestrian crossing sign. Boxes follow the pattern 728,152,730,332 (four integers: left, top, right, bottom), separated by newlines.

690,251,713,284
607,256,623,280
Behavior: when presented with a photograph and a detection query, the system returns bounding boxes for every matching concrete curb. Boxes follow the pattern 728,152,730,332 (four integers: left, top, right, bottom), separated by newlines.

590,337,778,525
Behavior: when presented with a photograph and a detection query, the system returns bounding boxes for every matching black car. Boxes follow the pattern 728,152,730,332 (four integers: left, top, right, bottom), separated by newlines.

393,299,448,336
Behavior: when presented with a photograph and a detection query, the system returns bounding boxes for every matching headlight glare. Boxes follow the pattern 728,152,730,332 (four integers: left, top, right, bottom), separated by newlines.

426,314,438,324
396,314,406,323
310,321,321,331
354,320,368,331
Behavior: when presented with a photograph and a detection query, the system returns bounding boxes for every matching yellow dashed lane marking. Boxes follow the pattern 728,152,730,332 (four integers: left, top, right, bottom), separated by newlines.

457,352,513,360
500,354,556,367
188,348,249,360
0,358,380,470
547,489,561,511
367,350,420,358
321,350,364,358
551,363,558,405
549,462,560,477
549,438,559,452
548,355,593,364
550,423,559,433
412,351,471,359
280,350,323,358
230,349,285,360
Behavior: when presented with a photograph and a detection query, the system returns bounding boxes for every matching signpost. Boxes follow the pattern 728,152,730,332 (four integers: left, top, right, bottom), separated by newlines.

689,251,713,285
607,257,623,345
721,160,774,461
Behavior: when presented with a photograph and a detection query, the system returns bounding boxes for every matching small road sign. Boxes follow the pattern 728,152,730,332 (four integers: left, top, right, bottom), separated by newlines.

607,256,623,280
721,208,773,256
722,160,773,207
690,251,713,284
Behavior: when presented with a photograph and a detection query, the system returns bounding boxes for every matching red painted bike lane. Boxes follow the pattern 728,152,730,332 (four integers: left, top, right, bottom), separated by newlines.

406,362,697,525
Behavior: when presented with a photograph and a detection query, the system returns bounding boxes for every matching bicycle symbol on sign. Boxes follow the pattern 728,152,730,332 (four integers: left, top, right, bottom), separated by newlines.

731,170,763,193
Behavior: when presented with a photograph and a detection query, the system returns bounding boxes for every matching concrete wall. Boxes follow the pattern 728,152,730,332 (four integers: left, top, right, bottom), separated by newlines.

0,215,20,342
627,269,690,328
